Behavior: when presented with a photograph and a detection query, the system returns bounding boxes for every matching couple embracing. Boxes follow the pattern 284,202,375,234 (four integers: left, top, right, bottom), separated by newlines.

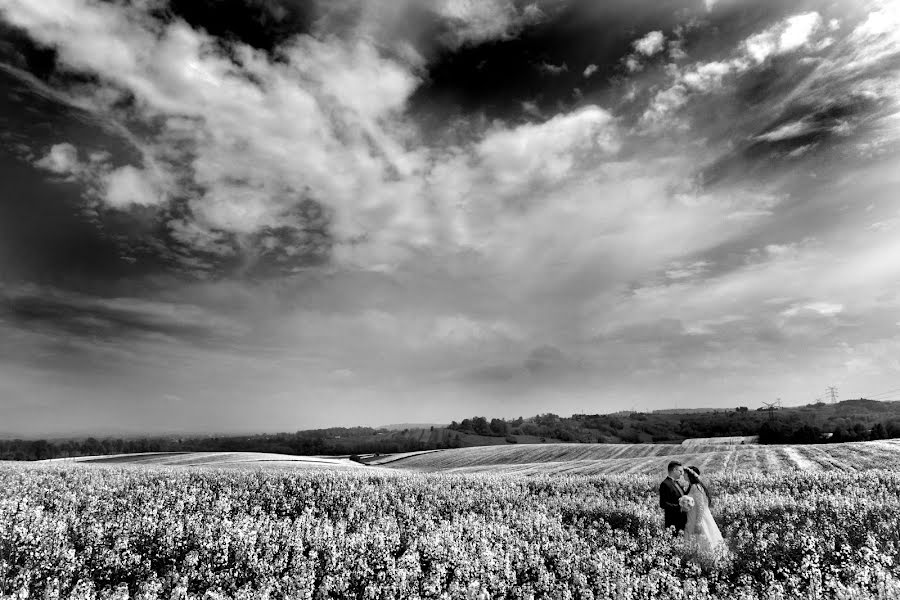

659,461,726,557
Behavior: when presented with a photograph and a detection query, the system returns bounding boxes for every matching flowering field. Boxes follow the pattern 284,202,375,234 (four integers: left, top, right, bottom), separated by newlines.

2,462,900,599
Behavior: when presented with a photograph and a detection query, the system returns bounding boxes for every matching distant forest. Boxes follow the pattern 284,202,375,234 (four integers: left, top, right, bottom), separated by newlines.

3,398,900,461
447,399,900,445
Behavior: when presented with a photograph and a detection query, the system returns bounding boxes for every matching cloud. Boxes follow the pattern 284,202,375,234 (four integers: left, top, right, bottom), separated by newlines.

32,139,169,209
432,0,545,48
635,9,886,136
34,143,80,175
538,61,567,75
472,105,619,197
0,283,248,345
641,84,688,124
622,31,667,74
742,12,822,64
633,31,666,57
0,0,429,269
753,120,815,142
681,61,732,93
624,55,643,73
104,165,165,208
4,0,900,427
665,261,710,281
433,314,525,345
781,302,843,318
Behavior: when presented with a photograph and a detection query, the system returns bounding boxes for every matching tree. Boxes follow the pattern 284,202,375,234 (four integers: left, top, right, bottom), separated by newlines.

472,416,491,436
489,418,508,436
29,440,51,461
792,424,822,444
758,421,788,444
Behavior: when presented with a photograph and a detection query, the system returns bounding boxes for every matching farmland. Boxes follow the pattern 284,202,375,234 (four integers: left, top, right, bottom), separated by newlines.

39,438,900,475
2,460,900,599
42,451,369,470
3,439,900,599
383,439,900,475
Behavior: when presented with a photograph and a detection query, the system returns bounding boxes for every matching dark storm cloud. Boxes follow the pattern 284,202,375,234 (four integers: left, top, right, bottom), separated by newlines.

0,284,245,345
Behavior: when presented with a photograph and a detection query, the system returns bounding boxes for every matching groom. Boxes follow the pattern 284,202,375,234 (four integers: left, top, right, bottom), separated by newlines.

659,460,688,535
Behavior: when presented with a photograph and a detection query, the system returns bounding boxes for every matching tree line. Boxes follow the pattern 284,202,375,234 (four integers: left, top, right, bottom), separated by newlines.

4,399,900,461
450,399,900,445
0,427,455,462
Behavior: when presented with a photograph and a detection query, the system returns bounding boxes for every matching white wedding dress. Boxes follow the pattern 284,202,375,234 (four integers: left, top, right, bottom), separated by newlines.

685,486,726,558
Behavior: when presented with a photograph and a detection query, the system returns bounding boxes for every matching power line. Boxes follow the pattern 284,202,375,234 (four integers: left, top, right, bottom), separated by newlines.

826,386,838,404
866,386,900,399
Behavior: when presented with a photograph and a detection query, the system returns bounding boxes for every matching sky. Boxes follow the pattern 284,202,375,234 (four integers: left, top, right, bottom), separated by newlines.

1,0,899,437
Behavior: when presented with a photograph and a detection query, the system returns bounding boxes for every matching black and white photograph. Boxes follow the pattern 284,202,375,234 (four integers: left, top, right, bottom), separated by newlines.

1,0,899,597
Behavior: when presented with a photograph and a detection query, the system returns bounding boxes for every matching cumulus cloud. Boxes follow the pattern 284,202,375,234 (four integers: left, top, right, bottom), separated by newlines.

633,31,666,57
33,140,168,209
743,12,822,64
622,31,667,74
637,11,845,128
641,85,688,124
681,61,732,93
0,0,429,266
104,166,165,209
4,0,900,424
433,0,545,48
476,106,619,188
34,143,80,175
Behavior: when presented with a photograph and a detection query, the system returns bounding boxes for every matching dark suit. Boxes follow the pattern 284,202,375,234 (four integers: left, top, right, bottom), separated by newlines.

659,476,687,533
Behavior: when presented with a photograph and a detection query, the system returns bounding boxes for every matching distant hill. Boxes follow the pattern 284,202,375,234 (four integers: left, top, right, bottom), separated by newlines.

447,399,900,446
652,408,720,414
378,423,449,431
3,398,900,461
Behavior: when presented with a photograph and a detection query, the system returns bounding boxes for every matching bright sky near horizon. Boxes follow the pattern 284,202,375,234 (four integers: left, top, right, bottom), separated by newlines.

1,0,899,437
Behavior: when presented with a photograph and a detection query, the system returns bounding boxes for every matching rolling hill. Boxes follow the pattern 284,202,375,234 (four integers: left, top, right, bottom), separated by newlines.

380,438,900,475
40,451,370,469
35,438,900,476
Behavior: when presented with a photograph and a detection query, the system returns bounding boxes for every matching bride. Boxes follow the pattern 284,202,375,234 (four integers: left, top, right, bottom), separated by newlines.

683,466,727,558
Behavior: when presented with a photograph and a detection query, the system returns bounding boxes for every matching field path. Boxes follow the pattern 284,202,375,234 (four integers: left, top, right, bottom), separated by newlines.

782,446,816,470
